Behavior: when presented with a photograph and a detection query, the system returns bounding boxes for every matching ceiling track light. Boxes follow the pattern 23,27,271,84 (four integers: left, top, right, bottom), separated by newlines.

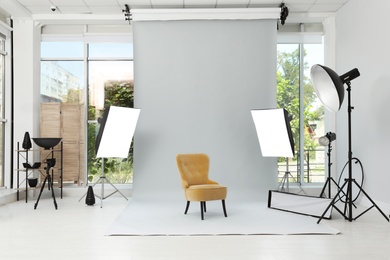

122,4,132,24
280,3,289,26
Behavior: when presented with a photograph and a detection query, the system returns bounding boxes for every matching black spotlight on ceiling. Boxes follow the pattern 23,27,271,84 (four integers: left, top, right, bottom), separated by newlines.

280,3,289,26
310,65,389,223
122,4,132,24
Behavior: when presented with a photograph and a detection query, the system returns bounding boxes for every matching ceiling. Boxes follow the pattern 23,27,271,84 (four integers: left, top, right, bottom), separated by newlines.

0,0,351,25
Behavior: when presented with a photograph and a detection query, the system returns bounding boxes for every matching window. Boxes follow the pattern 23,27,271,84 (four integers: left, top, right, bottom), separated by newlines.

87,51,134,184
277,40,325,186
0,37,5,187
41,40,134,185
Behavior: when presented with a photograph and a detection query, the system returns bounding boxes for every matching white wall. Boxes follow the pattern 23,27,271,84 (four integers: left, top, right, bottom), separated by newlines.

336,0,390,207
12,19,41,176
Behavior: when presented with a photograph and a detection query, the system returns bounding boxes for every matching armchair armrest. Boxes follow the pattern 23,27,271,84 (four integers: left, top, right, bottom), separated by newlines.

182,180,189,188
207,179,218,185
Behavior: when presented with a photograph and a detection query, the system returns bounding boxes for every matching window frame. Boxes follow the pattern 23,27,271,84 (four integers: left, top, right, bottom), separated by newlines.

277,30,326,186
40,34,134,187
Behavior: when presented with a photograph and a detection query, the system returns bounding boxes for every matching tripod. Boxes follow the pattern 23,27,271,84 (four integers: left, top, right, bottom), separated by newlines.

319,142,343,199
34,158,58,210
278,159,305,194
317,81,389,223
79,158,128,208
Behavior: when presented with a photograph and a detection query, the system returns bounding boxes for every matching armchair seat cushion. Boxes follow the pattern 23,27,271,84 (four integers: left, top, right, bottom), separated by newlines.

186,184,227,201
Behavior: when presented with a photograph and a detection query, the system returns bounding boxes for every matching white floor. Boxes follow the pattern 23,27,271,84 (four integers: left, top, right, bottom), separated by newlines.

0,188,390,260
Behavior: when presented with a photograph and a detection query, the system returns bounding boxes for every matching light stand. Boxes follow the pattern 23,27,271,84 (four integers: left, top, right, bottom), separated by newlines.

79,106,140,208
319,132,341,198
79,158,128,208
277,158,304,194
34,158,57,210
32,138,62,209
251,108,303,192
311,65,389,223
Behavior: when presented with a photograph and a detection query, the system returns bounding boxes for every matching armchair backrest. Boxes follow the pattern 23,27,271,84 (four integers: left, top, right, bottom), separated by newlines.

176,154,210,186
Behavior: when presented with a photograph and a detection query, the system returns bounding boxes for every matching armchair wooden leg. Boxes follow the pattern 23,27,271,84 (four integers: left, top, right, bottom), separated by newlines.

222,200,227,217
200,201,205,220
184,201,190,214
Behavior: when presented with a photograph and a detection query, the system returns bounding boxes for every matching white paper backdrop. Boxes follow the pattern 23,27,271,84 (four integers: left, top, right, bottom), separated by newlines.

133,19,278,203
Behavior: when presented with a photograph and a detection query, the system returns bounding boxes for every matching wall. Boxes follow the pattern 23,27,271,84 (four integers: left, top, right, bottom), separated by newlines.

133,19,278,202
12,19,41,161
336,0,390,207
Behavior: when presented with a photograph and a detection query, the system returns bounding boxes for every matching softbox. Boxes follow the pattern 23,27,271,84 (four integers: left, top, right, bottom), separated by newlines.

251,108,294,158
96,106,141,158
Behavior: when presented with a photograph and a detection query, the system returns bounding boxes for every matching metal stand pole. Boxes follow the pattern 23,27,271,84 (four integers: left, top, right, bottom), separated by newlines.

319,142,344,199
79,158,128,208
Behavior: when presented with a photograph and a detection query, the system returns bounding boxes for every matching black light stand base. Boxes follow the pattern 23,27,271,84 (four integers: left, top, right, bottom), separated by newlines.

79,176,128,208
320,177,341,198
317,178,389,224
85,186,95,206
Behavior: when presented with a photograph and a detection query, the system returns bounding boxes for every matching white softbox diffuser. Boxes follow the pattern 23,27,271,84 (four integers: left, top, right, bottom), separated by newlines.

251,108,294,158
96,106,141,158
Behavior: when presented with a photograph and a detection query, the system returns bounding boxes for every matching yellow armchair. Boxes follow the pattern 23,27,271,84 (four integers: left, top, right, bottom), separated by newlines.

176,153,227,220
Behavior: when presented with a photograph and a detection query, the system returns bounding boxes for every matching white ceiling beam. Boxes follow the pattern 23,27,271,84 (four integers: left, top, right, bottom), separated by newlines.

0,0,32,18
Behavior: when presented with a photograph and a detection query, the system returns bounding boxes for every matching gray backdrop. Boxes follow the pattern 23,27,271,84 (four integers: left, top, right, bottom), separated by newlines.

133,19,278,203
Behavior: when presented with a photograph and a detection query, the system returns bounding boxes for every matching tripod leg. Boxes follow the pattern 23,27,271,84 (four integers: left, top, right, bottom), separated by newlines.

343,180,353,219
34,176,48,210
352,180,389,221
101,177,104,208
278,173,287,191
104,177,128,200
317,180,349,224
328,177,357,208
319,178,331,198
48,174,58,210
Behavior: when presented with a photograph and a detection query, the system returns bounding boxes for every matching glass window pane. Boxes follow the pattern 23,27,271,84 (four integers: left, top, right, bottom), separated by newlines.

277,44,301,185
88,60,134,184
303,43,325,184
0,39,4,187
41,42,83,58
41,61,84,102
88,43,133,59
277,42,325,186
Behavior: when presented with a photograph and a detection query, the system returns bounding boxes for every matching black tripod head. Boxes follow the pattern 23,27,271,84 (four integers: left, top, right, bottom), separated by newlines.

45,158,56,168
